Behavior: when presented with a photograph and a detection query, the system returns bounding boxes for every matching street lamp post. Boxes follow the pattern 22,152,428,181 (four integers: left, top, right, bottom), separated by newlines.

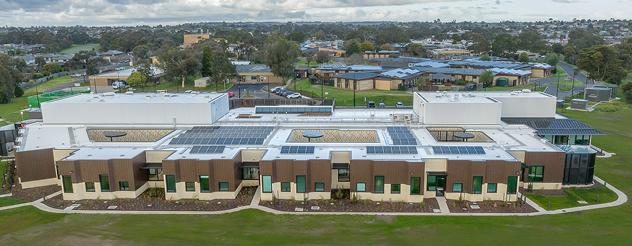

556,74,560,98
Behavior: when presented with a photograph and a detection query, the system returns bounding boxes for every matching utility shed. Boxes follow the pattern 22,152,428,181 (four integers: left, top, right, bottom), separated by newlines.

41,92,229,125
414,92,502,125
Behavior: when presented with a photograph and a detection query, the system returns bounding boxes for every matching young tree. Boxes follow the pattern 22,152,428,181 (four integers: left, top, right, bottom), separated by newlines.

360,41,374,52
127,71,147,88
43,63,63,76
201,46,213,78
546,53,560,67
518,52,530,63
480,55,492,61
622,82,632,104
480,70,494,87
263,34,300,80
344,39,361,56
405,43,426,57
315,51,330,64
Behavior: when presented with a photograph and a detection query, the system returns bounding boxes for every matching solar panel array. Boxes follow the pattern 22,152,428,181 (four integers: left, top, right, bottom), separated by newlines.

387,127,418,145
190,146,226,154
432,146,486,155
169,126,273,145
367,146,418,154
280,146,316,154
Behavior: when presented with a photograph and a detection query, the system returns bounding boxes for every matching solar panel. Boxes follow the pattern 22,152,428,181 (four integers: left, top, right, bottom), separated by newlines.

280,146,316,154
432,146,485,155
190,146,226,154
387,127,418,145
169,126,274,146
367,146,418,154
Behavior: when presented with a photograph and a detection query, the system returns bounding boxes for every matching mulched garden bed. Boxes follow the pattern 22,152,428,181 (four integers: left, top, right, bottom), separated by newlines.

43,187,257,211
260,198,439,213
446,199,537,213
11,184,61,202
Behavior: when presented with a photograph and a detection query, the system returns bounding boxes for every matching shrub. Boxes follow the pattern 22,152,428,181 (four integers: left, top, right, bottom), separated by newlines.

14,86,24,97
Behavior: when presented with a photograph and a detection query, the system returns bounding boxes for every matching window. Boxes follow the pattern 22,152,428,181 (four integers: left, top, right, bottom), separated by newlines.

262,176,272,193
356,182,366,192
200,176,210,193
281,182,291,192
452,183,463,193
148,168,163,181
472,176,483,194
185,182,195,192
410,177,421,195
391,184,401,194
315,182,325,192
296,176,306,193
487,183,497,193
219,182,229,192
507,176,518,194
85,182,95,192
427,175,437,191
99,175,110,192
338,168,350,182
118,181,129,191
528,166,545,182
242,166,260,180
166,175,176,193
62,176,73,193
374,176,384,193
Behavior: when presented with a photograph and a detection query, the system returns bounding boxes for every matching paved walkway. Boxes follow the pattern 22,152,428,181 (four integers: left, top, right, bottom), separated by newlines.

435,197,450,214
250,186,261,206
2,176,627,217
0,193,12,198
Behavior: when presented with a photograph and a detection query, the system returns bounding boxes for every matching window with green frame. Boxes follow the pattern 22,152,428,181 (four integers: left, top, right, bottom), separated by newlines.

166,175,176,193
185,182,195,192
85,182,95,192
200,176,210,192
262,176,272,193
472,176,483,194
315,182,325,192
507,176,518,194
374,176,384,193
118,181,129,191
391,184,400,194
219,182,229,191
62,175,73,193
99,175,110,192
487,183,497,193
452,183,463,193
528,166,544,182
427,175,437,191
281,182,291,192
410,177,421,195
356,182,366,192
296,176,306,193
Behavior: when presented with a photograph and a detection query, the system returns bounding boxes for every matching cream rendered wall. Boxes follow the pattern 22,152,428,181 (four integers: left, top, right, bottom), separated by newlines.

164,181,241,200
352,184,423,202
421,101,502,125
331,170,350,189
260,182,332,201
444,183,518,202
62,181,148,200
493,95,557,118
145,150,175,163
241,150,266,162
19,177,58,189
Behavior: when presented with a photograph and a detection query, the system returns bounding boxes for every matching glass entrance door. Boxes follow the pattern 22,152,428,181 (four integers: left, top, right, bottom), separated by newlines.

435,176,447,196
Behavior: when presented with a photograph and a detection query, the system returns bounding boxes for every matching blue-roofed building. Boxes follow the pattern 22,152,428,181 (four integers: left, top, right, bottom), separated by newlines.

314,63,384,80
333,72,379,91
363,50,400,60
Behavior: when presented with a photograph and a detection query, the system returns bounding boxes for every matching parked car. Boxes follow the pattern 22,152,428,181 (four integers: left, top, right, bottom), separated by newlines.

271,86,284,93
378,102,385,108
227,91,235,97
395,102,404,108
280,90,292,97
112,81,127,89
367,101,376,108
287,93,302,99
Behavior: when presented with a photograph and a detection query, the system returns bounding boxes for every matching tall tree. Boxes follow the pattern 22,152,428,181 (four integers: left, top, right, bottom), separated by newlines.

491,33,517,57
159,46,199,88
577,45,626,84
344,39,361,56
263,34,300,80
518,52,530,63
479,71,494,87
0,55,21,104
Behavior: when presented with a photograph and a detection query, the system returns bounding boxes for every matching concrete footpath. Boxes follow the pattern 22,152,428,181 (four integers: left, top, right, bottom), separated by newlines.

2,176,627,217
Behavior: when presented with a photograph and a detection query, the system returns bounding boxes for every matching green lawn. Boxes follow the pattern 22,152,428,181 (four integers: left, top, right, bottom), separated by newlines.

291,79,413,107
0,197,25,207
0,76,77,123
527,186,618,210
60,43,100,55
1,98,632,245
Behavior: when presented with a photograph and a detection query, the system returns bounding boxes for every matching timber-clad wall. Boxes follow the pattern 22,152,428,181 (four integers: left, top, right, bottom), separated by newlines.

349,160,425,192
15,148,57,182
162,152,242,191
259,159,331,192
446,160,521,193
523,151,566,183
57,152,147,191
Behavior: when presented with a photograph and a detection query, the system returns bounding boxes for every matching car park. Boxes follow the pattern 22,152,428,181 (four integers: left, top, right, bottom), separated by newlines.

287,93,302,99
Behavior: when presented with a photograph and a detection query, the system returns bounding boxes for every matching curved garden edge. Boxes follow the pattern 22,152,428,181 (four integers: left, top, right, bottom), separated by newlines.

4,176,627,217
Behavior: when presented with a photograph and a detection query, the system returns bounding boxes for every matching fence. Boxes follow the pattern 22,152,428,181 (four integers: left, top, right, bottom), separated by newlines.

229,98,335,109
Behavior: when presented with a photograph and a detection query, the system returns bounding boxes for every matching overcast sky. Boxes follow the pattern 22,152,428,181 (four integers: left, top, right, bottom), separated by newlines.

0,0,631,27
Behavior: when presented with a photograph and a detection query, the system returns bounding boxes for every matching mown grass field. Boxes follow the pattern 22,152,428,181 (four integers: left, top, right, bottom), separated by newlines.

59,43,100,55
0,101,631,245
0,76,76,123
292,79,413,107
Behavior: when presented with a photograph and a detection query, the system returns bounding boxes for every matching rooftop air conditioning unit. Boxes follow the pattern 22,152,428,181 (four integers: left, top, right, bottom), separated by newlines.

103,92,115,96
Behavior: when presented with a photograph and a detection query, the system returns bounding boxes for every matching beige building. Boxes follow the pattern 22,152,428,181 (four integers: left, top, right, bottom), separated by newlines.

236,64,284,84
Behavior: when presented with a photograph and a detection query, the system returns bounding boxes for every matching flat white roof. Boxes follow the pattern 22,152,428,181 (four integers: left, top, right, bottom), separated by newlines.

45,92,225,104
64,147,147,160
416,92,499,104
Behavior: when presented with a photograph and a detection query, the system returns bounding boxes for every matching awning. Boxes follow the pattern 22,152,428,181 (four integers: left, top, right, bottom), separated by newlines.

141,163,162,169
332,163,349,169
427,171,447,176
241,162,260,168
